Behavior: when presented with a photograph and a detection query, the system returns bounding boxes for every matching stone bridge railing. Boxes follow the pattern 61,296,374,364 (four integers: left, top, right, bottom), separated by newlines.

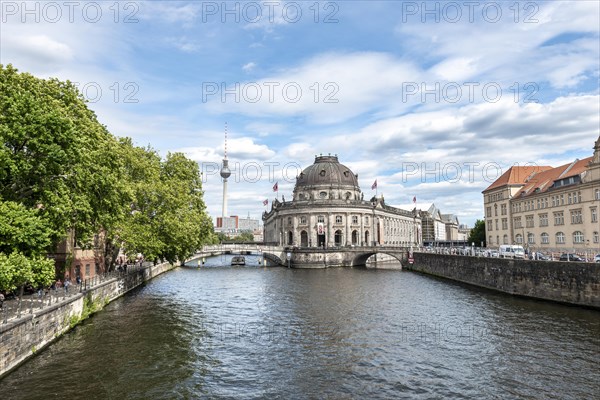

194,244,413,268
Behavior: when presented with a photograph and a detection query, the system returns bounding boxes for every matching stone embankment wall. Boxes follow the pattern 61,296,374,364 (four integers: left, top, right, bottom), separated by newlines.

0,262,177,378
407,253,600,309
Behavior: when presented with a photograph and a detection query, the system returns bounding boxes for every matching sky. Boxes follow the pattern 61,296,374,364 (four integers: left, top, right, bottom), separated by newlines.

1,0,599,227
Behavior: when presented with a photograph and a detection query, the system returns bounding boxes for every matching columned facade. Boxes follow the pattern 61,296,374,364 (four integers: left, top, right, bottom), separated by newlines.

263,155,421,248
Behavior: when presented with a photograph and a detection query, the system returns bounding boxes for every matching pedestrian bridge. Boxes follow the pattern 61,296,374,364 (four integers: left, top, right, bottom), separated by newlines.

194,244,411,268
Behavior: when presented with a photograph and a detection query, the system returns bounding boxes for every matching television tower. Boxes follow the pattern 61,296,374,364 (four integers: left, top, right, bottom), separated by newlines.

220,123,231,220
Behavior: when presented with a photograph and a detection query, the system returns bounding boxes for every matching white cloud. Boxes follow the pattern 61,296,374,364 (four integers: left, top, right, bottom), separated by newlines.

244,122,285,136
6,35,73,66
242,62,257,72
203,51,424,123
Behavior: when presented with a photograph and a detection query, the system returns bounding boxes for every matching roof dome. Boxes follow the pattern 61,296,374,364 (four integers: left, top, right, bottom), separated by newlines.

295,155,360,191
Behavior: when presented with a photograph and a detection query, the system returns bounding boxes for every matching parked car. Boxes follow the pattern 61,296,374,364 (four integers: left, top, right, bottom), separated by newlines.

499,245,525,259
559,253,584,262
534,252,551,261
594,254,600,263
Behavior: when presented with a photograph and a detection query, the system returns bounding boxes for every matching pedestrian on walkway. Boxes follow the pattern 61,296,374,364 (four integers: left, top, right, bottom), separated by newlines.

0,293,4,309
64,279,71,293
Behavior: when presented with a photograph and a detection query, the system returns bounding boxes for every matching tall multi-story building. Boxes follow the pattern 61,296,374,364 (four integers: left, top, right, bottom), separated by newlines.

483,137,600,253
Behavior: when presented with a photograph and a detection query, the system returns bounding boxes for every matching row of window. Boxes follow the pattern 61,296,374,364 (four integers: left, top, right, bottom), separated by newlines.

513,190,584,213
486,203,509,217
487,189,600,218
288,215,370,226
486,192,506,203
490,208,597,230
489,231,600,246
287,214,418,227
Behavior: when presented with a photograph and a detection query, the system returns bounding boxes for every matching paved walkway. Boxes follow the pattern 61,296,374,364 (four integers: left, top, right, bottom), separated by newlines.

0,263,151,326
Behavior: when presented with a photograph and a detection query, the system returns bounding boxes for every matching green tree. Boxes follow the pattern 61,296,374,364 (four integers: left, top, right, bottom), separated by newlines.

0,200,53,256
114,144,214,265
0,252,54,295
0,64,128,249
0,65,215,280
468,219,486,247
0,201,56,294
109,138,163,265
154,152,214,264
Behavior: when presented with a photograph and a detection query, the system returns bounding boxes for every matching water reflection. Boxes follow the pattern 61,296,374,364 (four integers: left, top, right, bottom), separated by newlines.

1,256,598,399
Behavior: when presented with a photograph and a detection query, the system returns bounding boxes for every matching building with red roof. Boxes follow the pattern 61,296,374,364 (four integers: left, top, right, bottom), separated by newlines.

483,137,600,257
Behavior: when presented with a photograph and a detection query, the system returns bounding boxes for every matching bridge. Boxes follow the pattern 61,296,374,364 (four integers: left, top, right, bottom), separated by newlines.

194,244,411,268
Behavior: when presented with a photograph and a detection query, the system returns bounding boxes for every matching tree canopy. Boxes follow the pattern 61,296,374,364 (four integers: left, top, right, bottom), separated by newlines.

467,219,486,247
0,64,215,293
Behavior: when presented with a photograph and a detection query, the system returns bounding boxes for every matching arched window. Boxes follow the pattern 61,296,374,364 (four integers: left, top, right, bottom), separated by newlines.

351,230,359,245
287,231,293,246
489,235,493,245
573,231,584,244
334,230,343,246
541,233,549,244
300,230,308,247
556,232,565,244
527,233,535,244
515,234,523,244
365,230,370,246
503,234,508,245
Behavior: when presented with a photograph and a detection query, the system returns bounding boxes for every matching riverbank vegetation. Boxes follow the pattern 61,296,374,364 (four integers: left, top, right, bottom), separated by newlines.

0,64,215,294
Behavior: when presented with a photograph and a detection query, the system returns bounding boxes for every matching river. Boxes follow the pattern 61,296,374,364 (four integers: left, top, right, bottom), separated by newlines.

1,255,599,399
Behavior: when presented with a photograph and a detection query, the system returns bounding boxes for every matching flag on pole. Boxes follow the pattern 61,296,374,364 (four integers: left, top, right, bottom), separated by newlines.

273,182,278,192
263,199,268,206
413,196,416,204
371,179,377,190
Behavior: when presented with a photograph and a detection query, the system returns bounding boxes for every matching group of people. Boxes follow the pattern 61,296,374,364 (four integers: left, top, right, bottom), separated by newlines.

51,276,81,293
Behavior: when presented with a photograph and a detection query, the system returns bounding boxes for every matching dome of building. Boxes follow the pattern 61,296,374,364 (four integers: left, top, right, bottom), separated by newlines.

292,155,362,201
295,155,359,188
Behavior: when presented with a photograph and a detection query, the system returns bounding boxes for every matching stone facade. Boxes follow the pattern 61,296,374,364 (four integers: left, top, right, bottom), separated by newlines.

0,262,177,378
409,252,600,308
483,137,600,255
263,155,421,248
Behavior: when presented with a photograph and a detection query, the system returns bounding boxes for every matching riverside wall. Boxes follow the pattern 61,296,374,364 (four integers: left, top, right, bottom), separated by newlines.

407,253,600,309
0,262,178,378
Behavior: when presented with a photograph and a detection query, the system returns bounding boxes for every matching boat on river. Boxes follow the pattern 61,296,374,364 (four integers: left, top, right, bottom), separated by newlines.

231,256,246,266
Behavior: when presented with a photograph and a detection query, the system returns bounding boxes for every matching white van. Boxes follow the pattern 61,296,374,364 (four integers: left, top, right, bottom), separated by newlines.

499,245,525,259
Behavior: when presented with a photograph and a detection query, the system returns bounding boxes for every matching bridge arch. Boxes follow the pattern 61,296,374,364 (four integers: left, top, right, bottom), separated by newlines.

351,252,404,268
262,251,284,266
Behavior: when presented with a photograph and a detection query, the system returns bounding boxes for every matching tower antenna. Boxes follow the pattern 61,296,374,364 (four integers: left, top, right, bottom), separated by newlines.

220,122,232,222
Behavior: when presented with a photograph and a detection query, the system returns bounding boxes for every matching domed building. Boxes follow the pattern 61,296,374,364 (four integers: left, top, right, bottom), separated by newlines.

263,155,421,249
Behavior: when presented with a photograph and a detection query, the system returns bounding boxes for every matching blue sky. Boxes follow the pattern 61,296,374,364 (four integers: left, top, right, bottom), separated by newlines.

2,0,599,226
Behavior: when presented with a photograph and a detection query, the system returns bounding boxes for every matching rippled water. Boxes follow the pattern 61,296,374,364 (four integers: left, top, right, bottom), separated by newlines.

1,256,599,399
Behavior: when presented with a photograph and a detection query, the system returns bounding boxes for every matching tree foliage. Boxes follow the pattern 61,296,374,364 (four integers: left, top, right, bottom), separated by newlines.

0,64,215,291
468,219,486,247
0,252,55,294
